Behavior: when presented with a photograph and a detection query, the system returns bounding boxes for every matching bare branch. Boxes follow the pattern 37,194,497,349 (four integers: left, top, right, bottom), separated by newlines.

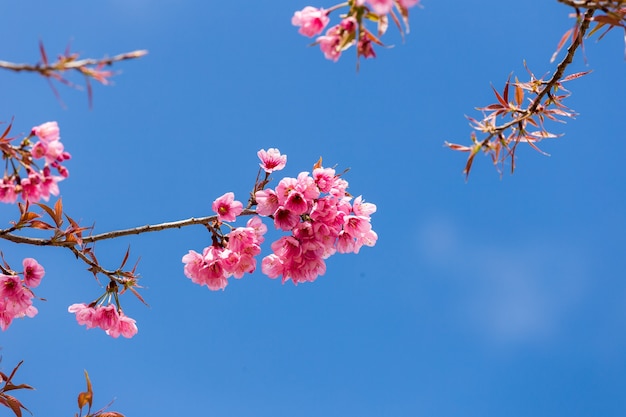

0,209,258,247
0,50,148,75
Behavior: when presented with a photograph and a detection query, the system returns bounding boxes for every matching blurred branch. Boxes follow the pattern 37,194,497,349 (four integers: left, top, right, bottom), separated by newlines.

0,49,148,75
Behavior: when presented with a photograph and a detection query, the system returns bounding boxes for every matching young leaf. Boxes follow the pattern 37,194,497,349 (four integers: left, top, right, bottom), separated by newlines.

550,27,573,63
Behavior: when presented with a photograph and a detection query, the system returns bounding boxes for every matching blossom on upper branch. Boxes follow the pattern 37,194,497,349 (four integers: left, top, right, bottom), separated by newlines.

292,6,330,37
294,0,421,63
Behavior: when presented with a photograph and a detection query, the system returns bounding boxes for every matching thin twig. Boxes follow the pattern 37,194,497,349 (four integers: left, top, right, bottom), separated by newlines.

0,50,148,74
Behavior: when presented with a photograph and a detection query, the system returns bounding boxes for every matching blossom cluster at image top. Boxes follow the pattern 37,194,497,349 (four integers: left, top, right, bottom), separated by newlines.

292,0,420,62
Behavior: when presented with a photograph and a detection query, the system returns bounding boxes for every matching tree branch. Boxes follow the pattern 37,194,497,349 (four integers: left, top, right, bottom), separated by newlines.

0,209,258,247
481,8,595,145
0,50,148,74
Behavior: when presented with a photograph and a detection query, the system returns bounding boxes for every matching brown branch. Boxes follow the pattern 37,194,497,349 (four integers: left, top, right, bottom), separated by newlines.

0,209,258,247
477,7,595,147
0,50,148,74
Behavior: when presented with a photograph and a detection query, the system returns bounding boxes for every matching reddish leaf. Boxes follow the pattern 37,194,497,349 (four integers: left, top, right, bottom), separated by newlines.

592,14,625,28
119,246,131,270
28,221,53,230
20,212,41,223
35,203,61,227
0,120,14,140
2,383,34,393
491,84,508,108
38,40,48,65
128,286,149,307
550,28,573,63
502,75,511,104
445,142,472,152
561,70,592,82
0,394,28,417
514,79,524,107
388,9,404,41
77,370,93,411
54,198,63,225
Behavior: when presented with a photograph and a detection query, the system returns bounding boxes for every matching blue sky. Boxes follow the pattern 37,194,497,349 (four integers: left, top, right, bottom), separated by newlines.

2,1,626,416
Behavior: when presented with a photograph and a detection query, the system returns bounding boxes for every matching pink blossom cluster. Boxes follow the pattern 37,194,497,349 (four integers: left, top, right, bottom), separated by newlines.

0,121,71,204
257,165,377,284
182,215,268,290
0,258,45,331
182,148,377,289
292,1,420,62
68,303,138,338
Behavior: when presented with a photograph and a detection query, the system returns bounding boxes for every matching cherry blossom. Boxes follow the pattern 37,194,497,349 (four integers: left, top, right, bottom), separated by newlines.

68,302,138,338
258,148,287,173
212,192,243,222
292,6,330,37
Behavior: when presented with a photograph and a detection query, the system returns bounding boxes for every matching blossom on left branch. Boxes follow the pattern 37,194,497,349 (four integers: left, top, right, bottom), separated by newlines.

0,120,70,204
0,258,45,331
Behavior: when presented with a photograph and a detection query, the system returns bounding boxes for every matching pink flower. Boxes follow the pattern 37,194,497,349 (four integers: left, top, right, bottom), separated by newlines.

106,312,138,338
261,254,284,279
93,304,119,330
0,301,13,331
358,35,377,59
364,0,394,15
22,258,44,288
352,196,377,217
258,148,287,173
69,303,98,328
227,227,259,254
313,167,336,193
182,250,206,285
336,230,356,253
0,274,23,300
182,247,229,290
39,168,62,201
292,6,330,37
246,216,267,243
399,0,420,8
317,25,343,62
273,207,300,231
0,177,17,204
69,303,138,338
285,191,308,215
31,121,60,142
44,140,64,164
20,172,42,202
255,188,280,216
31,141,48,159
212,192,243,222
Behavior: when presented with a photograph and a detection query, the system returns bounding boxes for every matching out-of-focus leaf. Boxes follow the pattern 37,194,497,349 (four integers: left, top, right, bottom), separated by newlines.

551,27,573,63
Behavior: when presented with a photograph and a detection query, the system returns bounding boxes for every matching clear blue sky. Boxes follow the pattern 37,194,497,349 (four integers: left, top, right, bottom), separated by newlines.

2,1,626,416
